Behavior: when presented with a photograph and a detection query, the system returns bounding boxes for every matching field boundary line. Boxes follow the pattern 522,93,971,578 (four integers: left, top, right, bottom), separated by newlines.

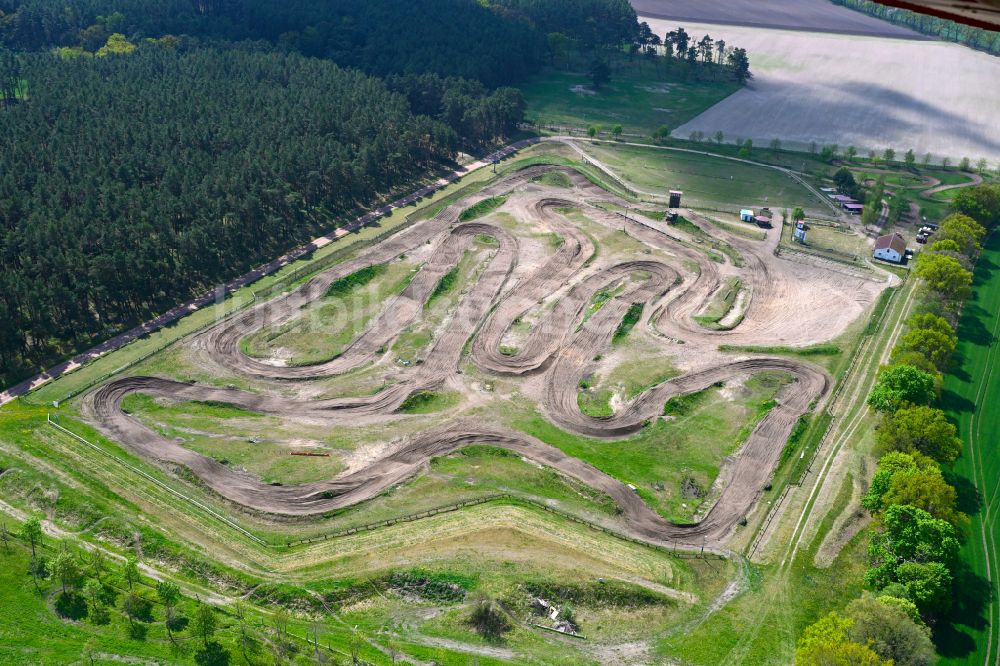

45,414,267,546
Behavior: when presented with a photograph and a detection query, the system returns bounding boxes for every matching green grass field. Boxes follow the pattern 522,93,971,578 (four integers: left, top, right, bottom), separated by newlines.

782,220,870,266
577,142,826,214
528,370,791,523
938,232,1000,664
521,61,740,136
241,259,417,366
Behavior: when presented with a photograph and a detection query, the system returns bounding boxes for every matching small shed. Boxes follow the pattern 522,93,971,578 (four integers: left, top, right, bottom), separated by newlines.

740,209,755,222
874,233,906,263
843,203,864,215
669,191,683,208
755,215,772,228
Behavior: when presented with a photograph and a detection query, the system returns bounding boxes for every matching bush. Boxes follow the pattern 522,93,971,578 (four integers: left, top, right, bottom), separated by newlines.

54,591,88,620
468,597,511,640
195,641,231,666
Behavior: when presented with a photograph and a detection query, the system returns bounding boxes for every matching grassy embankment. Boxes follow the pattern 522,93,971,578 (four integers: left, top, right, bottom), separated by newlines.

0,404,734,664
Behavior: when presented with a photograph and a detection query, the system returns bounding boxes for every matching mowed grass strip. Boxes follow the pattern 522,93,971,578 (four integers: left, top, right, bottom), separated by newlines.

937,233,1000,664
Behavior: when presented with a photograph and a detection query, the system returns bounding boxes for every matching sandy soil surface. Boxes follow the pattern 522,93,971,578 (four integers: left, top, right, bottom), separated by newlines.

654,18,1000,164
83,164,889,547
632,0,921,37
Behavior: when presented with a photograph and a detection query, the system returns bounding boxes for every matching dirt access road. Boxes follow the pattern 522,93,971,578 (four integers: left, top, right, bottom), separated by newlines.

83,163,889,548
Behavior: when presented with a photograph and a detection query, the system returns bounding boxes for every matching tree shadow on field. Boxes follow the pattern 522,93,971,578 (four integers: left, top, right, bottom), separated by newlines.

954,304,994,348
933,561,992,659
944,347,972,383
831,82,1000,156
938,388,976,416
943,469,981,517
971,253,997,287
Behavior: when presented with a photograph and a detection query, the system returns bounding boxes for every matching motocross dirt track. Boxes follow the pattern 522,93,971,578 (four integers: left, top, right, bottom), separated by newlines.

85,162,886,546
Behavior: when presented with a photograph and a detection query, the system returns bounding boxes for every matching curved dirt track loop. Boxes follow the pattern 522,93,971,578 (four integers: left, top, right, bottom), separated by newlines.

85,164,860,546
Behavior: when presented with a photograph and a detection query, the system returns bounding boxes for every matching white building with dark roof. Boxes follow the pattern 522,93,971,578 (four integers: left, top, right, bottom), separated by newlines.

873,233,906,263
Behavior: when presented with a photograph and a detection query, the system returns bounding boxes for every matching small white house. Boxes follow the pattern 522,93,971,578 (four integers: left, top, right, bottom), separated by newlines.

874,233,907,263
740,209,755,222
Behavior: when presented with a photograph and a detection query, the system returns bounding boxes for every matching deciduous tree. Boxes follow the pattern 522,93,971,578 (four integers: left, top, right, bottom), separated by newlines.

883,468,965,528
83,578,109,624
96,33,137,57
122,557,140,591
876,405,962,463
867,364,937,412
588,58,609,89
896,561,953,615
896,327,956,371
192,602,219,647
796,612,891,666
951,184,1000,227
913,253,973,303
20,517,42,558
157,581,182,642
845,594,936,666
938,213,987,257
865,505,958,593
49,549,82,594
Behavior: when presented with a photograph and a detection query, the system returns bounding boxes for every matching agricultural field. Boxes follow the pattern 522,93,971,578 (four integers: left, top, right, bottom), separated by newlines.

938,232,1000,664
0,141,905,664
632,0,920,35
655,18,1000,165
